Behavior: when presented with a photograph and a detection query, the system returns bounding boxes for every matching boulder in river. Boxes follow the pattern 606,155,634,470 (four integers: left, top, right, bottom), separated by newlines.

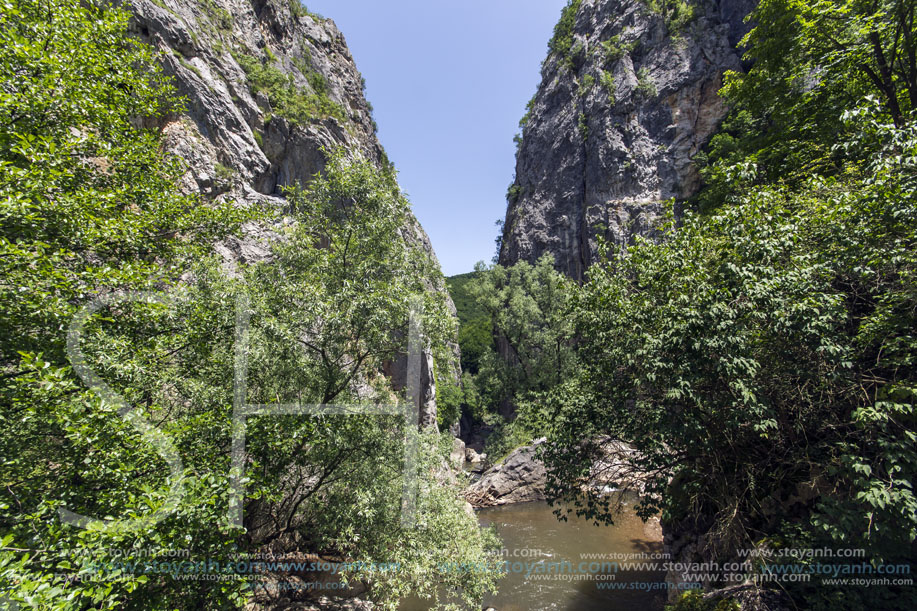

465,436,649,507
465,439,548,507
465,447,485,465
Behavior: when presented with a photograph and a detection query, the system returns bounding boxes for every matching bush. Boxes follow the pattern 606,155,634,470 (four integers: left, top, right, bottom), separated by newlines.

647,0,698,32
236,53,346,125
288,0,322,20
600,70,616,103
578,73,595,97
506,182,522,203
636,67,657,97
601,35,637,63
578,111,589,140
666,591,739,611
547,0,583,68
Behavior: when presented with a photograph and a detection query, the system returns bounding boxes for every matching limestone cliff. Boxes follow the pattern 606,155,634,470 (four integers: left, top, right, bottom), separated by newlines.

499,0,756,280
124,0,457,424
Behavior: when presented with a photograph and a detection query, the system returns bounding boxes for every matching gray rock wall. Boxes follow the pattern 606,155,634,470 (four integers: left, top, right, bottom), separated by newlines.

500,0,756,280
124,0,458,424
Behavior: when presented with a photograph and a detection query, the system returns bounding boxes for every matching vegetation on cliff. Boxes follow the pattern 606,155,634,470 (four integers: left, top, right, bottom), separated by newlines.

462,1,917,609
0,1,498,608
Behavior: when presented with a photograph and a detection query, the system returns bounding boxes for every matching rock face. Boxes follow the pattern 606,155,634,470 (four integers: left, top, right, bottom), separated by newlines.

465,439,548,506
500,0,756,280
124,0,456,424
450,437,467,470
465,436,647,507
127,0,381,211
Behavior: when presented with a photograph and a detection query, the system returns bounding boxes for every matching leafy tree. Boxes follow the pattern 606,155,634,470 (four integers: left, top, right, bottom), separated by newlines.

456,256,577,462
548,105,917,609
0,0,252,606
696,0,917,209
445,272,493,375
467,255,576,416
0,2,496,608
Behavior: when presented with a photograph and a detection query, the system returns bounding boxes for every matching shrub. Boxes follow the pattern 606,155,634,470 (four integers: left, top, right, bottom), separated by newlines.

547,0,583,68
578,111,589,140
601,35,637,63
600,70,616,103
214,162,235,182
666,591,740,611
288,0,323,20
519,95,536,128
578,73,595,97
199,0,232,33
236,53,346,125
636,67,657,97
647,0,698,32
506,182,522,204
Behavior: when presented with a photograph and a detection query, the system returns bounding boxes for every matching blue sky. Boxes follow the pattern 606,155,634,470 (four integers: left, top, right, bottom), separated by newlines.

304,0,568,276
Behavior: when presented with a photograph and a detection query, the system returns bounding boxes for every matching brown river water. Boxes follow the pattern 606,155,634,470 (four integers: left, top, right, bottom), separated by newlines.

402,499,668,611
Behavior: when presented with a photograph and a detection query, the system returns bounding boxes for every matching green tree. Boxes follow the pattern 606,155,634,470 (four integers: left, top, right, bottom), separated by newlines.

549,108,917,609
467,254,576,416
0,0,252,607
0,2,496,608
696,0,917,209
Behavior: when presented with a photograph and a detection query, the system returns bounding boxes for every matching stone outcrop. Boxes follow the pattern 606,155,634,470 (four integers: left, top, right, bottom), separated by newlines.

126,0,381,210
465,446,485,465
466,436,645,507
124,0,457,423
465,439,549,506
450,437,467,470
262,596,374,610
500,0,756,280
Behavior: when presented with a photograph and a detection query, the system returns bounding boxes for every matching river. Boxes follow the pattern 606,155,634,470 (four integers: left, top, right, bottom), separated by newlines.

402,498,667,610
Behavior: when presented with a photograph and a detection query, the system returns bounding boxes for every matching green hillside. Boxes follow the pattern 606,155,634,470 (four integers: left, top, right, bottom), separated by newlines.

447,272,491,374
446,271,485,326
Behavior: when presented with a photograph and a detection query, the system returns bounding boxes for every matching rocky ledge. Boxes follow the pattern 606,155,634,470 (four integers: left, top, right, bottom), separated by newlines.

465,439,550,507
465,437,647,507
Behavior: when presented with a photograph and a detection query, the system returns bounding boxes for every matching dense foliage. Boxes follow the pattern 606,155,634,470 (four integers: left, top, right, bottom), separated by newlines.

445,272,491,375
697,0,917,209
526,1,917,609
455,0,917,608
0,1,498,608
547,0,584,70
448,257,576,463
236,52,347,126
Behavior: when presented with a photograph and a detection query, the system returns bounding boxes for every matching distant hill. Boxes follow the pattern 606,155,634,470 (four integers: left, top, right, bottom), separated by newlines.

446,271,486,327
446,271,491,374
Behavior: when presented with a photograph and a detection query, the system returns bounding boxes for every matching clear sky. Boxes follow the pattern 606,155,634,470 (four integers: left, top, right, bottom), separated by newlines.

304,0,568,276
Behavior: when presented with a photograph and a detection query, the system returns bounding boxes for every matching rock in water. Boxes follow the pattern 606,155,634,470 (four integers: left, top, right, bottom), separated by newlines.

465,436,647,507
465,439,548,506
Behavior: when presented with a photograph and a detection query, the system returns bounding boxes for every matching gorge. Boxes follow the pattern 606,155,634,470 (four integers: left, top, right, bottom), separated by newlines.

2,0,916,610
